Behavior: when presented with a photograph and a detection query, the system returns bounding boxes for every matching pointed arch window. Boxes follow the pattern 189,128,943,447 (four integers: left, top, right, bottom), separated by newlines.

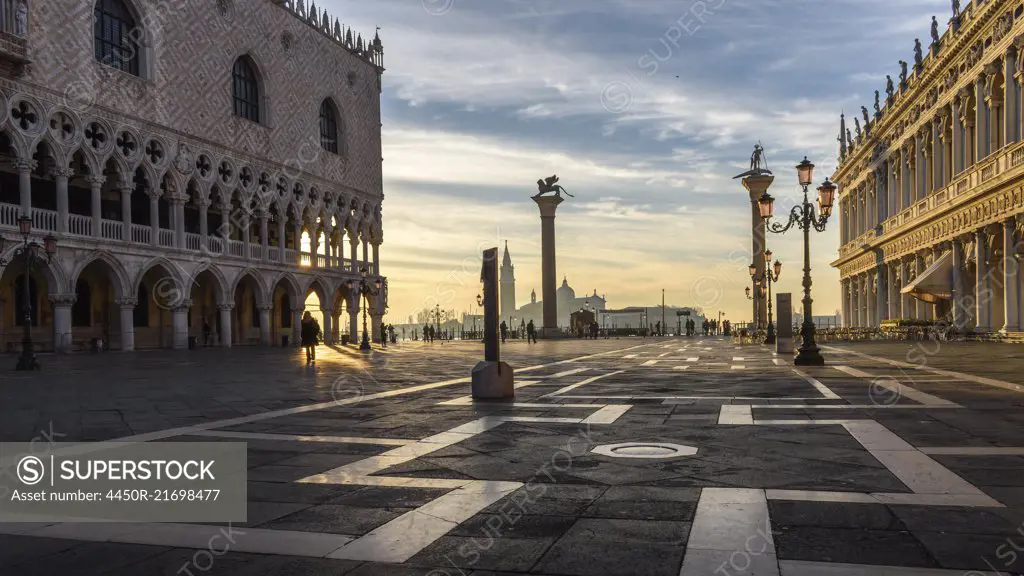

232,57,261,123
319,99,339,154
94,0,140,75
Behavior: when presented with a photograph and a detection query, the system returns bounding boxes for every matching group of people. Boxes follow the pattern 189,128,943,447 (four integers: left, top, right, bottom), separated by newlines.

576,321,600,339
681,318,727,336
421,324,455,343
499,320,539,343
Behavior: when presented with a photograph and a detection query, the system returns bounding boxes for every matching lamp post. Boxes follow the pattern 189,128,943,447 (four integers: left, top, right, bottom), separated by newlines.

1,217,58,370
744,282,764,333
761,249,782,342
757,157,836,366
346,267,381,352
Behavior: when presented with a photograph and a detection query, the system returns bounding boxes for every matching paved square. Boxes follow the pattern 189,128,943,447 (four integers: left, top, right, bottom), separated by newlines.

1,338,1023,575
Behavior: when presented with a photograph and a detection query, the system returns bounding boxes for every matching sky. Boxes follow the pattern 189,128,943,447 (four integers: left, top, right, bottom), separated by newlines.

321,0,950,325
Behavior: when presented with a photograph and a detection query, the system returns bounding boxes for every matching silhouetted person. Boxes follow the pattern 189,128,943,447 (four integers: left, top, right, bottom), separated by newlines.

500,320,508,343
301,311,319,365
527,320,537,344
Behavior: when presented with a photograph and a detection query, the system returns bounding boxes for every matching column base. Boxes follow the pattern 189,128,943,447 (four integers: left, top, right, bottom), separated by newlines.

794,346,825,366
776,337,794,355
539,327,562,339
471,361,514,399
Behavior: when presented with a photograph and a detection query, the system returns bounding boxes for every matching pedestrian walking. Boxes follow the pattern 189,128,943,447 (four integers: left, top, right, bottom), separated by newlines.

500,320,508,344
300,311,319,365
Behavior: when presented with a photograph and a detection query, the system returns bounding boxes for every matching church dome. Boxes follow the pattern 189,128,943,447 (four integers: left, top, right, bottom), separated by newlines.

557,276,575,300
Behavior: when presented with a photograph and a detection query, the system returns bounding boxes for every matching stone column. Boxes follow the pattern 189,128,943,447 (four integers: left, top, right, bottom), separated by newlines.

173,197,186,249
860,276,869,327
120,184,133,242
888,262,899,320
350,236,359,272
50,294,75,353
842,280,851,328
976,75,988,162
172,301,190,350
931,119,942,192
987,64,1002,152
149,194,160,246
54,167,72,233
198,200,209,250
975,229,990,331
370,312,382,343
277,216,286,263
533,193,566,336
362,238,369,272
88,175,104,238
118,298,137,351
1006,48,1019,144
323,223,333,268
218,304,233,348
241,212,251,259
951,98,963,174
320,307,333,345
292,308,303,347
875,265,887,323
372,242,380,274
901,258,915,320
332,312,341,342
742,174,773,329
293,223,303,263
259,212,269,262
258,305,271,345
15,158,35,218
951,237,968,330
348,296,359,344
1003,218,1020,332
221,206,232,240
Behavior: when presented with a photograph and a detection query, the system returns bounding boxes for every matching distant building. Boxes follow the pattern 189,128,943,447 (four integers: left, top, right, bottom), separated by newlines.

499,243,606,327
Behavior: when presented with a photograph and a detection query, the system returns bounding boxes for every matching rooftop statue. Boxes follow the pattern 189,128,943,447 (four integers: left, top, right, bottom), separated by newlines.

535,175,574,198
874,90,881,114
886,75,895,99
931,16,940,45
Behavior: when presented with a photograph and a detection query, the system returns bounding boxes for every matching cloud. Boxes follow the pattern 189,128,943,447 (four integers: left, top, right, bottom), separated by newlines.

318,0,939,322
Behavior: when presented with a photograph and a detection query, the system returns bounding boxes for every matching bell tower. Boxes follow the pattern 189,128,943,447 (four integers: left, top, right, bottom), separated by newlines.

499,241,516,321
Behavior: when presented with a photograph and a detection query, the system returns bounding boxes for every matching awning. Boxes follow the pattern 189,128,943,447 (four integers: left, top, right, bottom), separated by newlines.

900,251,953,303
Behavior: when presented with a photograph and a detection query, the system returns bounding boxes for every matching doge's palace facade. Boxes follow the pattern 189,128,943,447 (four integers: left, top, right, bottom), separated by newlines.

0,0,387,352
832,0,1024,339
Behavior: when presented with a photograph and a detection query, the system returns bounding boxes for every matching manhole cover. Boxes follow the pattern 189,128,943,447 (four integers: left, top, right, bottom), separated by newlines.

591,442,697,459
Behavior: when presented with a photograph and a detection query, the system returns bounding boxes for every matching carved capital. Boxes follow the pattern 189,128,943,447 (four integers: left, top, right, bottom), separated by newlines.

49,293,77,306
12,158,36,172
85,174,106,187
51,167,74,180
216,303,234,312
116,297,138,308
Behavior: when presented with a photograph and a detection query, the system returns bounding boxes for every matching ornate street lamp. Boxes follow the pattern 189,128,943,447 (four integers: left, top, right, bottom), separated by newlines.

760,249,783,345
346,266,380,351
1,217,58,370
758,157,835,366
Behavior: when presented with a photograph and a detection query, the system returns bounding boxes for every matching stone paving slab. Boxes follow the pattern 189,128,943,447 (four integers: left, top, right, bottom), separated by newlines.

2,337,1024,575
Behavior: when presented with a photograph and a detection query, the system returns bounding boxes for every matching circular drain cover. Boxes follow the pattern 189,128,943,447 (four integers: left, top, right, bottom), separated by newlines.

591,442,697,459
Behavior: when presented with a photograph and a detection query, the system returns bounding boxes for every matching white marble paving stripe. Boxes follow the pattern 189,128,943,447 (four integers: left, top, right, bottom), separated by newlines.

642,360,659,366
780,560,1010,575
791,368,841,399
681,488,779,576
187,430,412,445
328,480,521,563
673,365,690,370
751,404,961,410
821,345,1023,393
765,489,1002,507
541,370,626,398
773,358,788,365
3,522,356,558
731,365,745,370
917,446,1024,455
687,357,699,362
718,405,754,425
833,366,959,407
658,352,672,357
734,357,746,361
548,367,590,379
623,354,638,359
579,404,632,424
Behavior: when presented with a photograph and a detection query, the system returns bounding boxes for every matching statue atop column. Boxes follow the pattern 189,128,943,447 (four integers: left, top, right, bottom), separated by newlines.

861,106,870,131
899,60,908,88
914,39,923,71
873,90,881,117
733,142,772,179
15,0,28,36
951,0,960,18
886,75,895,101
931,16,940,46
534,175,574,198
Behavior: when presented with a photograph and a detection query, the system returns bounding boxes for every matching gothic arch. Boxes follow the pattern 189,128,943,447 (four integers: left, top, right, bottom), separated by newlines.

0,251,68,296
270,271,301,305
230,268,268,306
188,263,230,305
69,251,129,299
133,256,187,296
